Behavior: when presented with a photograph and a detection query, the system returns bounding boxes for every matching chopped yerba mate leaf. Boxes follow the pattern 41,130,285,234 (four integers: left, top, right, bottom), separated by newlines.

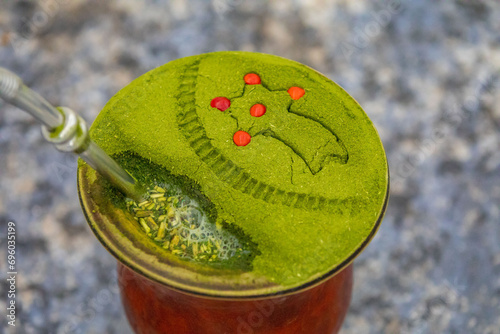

126,185,252,264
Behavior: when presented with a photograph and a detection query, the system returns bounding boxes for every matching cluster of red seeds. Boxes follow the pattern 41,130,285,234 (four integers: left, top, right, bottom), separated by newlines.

210,74,305,146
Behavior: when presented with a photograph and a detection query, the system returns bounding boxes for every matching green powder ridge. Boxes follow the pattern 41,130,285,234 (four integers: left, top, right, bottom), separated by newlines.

89,51,389,287
114,151,261,271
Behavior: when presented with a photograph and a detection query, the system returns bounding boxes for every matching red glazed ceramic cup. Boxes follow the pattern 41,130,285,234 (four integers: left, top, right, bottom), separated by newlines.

78,163,387,333
77,51,389,333
118,262,353,334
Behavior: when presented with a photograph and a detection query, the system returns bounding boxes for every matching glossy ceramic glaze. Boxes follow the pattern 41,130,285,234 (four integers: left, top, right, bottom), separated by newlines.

118,262,353,334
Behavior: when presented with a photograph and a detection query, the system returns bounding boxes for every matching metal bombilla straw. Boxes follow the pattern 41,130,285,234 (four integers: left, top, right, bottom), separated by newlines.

0,67,145,202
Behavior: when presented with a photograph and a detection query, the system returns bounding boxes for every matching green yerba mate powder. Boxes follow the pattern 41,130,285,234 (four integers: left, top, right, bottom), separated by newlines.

86,51,389,287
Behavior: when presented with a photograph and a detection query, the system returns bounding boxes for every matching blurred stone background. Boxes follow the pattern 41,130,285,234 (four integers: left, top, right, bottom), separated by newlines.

0,0,499,333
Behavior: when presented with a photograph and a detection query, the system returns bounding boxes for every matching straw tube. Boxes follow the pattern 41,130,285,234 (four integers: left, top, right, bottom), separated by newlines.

0,67,144,201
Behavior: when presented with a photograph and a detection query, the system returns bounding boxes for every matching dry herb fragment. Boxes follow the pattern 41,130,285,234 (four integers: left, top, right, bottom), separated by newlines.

126,185,250,264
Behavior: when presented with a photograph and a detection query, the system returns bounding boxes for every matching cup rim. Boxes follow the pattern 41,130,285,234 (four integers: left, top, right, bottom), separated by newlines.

78,163,389,299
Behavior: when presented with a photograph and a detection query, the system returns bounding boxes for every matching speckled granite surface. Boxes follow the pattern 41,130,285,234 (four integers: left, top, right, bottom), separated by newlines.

0,1,499,333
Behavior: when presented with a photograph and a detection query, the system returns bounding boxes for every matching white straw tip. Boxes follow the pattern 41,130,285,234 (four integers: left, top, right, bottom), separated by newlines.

0,67,22,102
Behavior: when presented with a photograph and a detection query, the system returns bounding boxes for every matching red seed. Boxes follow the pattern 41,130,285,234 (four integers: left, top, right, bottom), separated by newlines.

211,97,231,111
233,131,251,146
244,73,261,85
250,104,266,117
287,87,305,100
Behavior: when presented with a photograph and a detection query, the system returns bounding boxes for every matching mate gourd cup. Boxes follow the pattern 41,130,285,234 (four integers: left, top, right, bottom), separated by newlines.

78,51,389,333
